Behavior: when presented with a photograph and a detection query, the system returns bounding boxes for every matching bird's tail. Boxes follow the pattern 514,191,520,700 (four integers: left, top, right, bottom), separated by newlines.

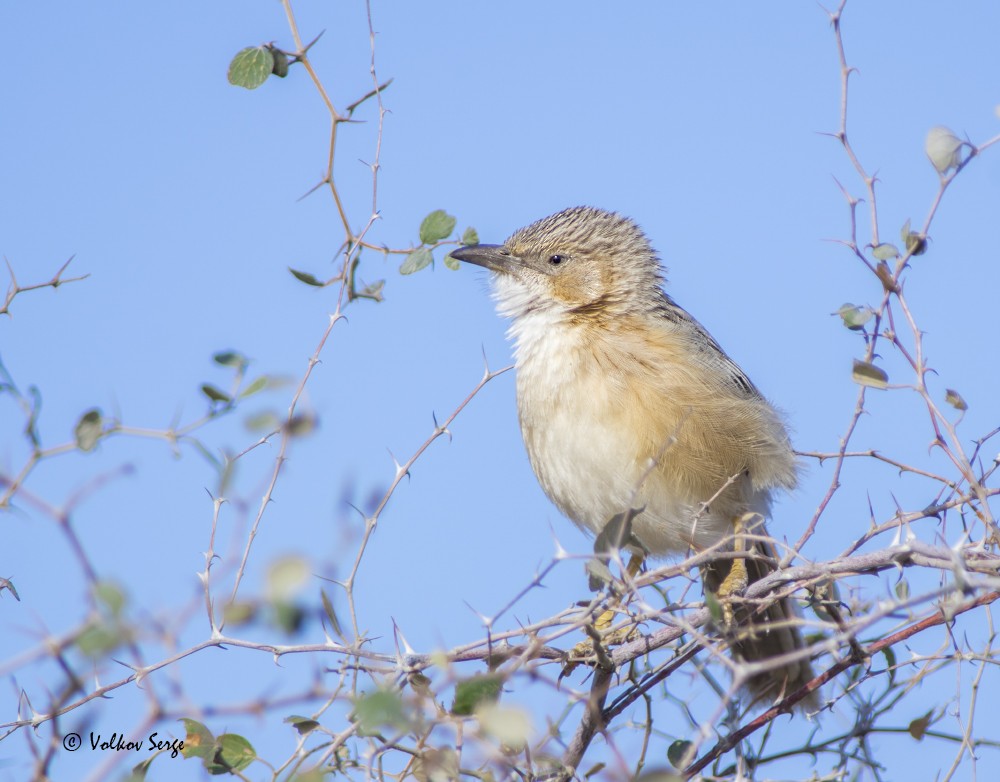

703,533,818,710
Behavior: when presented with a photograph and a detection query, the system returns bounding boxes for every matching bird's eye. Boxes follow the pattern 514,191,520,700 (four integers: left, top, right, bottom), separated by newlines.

548,254,564,265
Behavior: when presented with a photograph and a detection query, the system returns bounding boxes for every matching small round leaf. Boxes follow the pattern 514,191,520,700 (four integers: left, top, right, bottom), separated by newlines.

266,556,311,601
228,46,274,90
667,739,694,768
352,690,408,734
851,359,889,389
285,715,320,735
833,303,874,331
872,243,899,261
451,674,503,716
76,621,126,658
400,247,434,275
214,733,256,773
74,408,104,451
925,126,962,174
179,719,215,760
223,601,256,626
905,232,928,256
476,703,533,750
94,581,126,616
419,210,457,244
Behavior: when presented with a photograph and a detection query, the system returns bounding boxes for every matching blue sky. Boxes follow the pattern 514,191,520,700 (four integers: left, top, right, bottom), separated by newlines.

2,1,999,779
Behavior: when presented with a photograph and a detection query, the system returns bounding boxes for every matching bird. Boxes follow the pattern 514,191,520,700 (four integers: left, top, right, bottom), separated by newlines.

450,206,817,709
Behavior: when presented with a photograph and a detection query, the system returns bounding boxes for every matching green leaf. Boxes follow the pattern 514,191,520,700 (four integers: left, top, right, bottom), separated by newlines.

461,226,479,246
267,556,311,600
400,247,434,275
222,600,256,626
74,408,103,451
285,715,320,735
321,589,344,638
903,228,928,256
585,557,614,592
94,581,126,617
704,590,723,622
239,376,268,399
352,690,407,734
451,674,503,716
895,578,910,600
443,252,460,271
271,601,306,634
228,46,274,90
476,703,532,749
851,359,888,390
925,126,962,173
833,303,874,331
212,733,256,774
284,413,317,437
179,719,215,760
213,350,247,368
882,646,897,687
129,757,154,781
945,388,968,411
593,508,641,557
667,739,694,768
872,243,899,260
76,621,126,658
244,410,281,432
270,48,289,78
201,384,231,404
289,267,324,287
419,210,457,244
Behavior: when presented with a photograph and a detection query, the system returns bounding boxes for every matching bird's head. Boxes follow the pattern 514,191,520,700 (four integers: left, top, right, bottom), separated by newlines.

451,206,666,320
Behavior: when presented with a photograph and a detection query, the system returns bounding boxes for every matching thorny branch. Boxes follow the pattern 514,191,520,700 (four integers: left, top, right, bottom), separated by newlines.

1,256,89,318
3,1,999,780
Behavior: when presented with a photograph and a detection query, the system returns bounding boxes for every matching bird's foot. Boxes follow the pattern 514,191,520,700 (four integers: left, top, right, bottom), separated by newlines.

562,609,641,676
562,629,640,676
562,552,644,676
715,554,749,627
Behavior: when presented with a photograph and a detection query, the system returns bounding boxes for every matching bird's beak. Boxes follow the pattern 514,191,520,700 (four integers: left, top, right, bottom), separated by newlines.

449,244,515,274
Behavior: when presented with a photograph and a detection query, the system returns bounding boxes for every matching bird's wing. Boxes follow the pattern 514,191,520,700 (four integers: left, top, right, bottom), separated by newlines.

654,292,762,399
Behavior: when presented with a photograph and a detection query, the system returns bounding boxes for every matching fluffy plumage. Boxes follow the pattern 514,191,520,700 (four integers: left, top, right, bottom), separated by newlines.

453,206,815,708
